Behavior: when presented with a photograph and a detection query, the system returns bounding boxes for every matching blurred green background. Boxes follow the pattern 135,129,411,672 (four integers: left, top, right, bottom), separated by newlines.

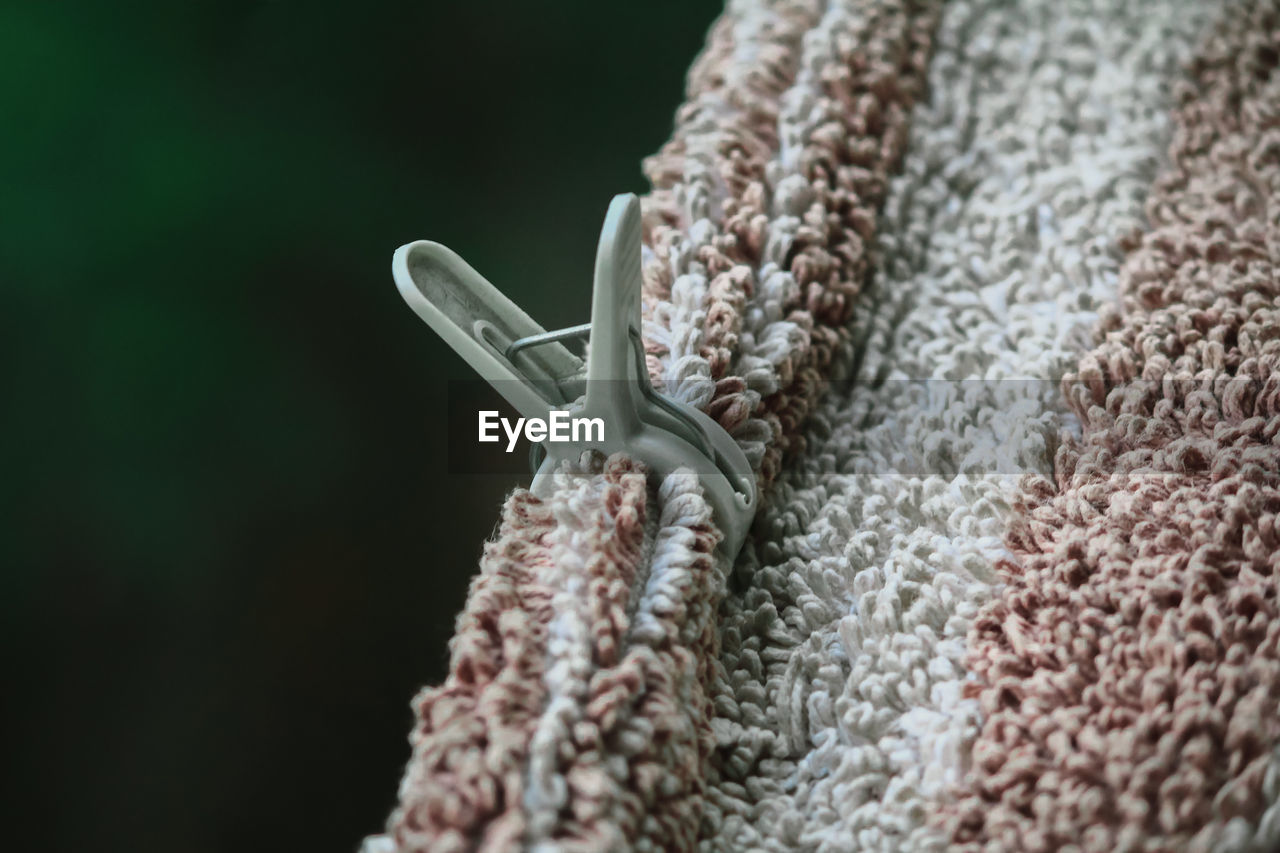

2,1,720,848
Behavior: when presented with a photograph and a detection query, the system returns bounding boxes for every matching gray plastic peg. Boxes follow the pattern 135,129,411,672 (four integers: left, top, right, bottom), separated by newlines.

392,194,757,557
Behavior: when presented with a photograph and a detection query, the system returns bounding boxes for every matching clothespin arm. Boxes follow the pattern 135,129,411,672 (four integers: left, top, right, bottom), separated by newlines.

392,240,583,420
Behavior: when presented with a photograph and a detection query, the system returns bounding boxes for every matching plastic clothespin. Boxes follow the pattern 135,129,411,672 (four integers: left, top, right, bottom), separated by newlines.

392,193,757,557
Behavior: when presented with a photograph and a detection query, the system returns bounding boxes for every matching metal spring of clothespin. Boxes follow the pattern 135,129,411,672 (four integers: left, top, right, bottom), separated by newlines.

391,193,757,558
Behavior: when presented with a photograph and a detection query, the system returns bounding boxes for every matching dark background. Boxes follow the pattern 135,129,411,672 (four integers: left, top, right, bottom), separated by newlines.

3,2,720,849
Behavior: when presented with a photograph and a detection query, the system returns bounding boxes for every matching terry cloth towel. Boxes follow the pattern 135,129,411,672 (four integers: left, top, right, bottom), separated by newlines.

367,1,1280,851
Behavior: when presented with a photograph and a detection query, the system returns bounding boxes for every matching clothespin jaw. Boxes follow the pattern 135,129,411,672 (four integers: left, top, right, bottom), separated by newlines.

392,194,757,557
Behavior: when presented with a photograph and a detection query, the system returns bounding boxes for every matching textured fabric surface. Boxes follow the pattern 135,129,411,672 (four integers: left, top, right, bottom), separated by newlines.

380,453,729,853
385,456,650,853
951,4,1280,850
371,0,1280,850
641,0,940,487
702,0,1216,849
